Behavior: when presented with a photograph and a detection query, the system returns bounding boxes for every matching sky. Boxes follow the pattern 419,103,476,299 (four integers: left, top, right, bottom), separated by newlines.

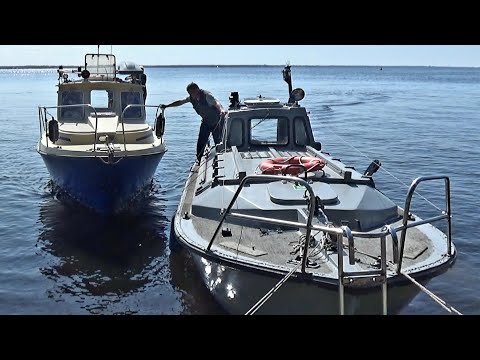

0,45,478,67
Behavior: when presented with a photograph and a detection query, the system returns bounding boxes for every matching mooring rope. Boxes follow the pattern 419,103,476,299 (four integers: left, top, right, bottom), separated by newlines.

386,260,462,315
316,117,444,213
245,240,462,315
349,244,462,315
245,260,302,315
245,234,325,315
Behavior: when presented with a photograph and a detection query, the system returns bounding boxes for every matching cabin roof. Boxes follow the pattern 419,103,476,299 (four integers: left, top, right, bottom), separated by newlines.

58,81,143,92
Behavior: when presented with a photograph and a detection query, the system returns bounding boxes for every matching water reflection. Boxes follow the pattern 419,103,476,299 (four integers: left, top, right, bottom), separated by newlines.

167,223,227,315
37,181,226,315
37,183,175,314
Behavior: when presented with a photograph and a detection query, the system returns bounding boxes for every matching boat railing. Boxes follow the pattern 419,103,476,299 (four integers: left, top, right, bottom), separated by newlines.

120,103,164,144
38,104,98,148
205,173,452,277
203,174,453,315
39,104,163,154
38,106,45,141
206,174,391,314
397,175,452,272
335,226,389,314
206,174,319,273
39,103,128,154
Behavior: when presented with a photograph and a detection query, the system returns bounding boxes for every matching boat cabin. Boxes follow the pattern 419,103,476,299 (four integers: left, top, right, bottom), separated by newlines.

56,53,146,123
57,83,145,122
224,93,322,153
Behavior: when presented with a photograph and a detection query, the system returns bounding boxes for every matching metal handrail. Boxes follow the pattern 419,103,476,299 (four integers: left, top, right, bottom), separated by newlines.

206,174,318,273
202,173,452,314
209,174,404,260
39,103,163,154
121,104,163,152
397,176,452,272
227,199,451,268
38,104,97,149
337,228,389,315
38,107,46,143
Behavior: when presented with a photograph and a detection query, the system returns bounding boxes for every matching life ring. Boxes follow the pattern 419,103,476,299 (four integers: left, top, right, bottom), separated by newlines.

259,156,326,176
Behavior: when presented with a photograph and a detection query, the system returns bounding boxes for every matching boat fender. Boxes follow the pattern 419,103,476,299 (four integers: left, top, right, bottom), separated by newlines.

259,156,326,176
155,112,165,138
48,118,59,143
364,159,381,176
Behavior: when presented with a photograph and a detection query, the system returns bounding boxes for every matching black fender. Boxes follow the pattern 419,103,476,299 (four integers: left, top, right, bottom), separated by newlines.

155,112,165,138
48,118,59,143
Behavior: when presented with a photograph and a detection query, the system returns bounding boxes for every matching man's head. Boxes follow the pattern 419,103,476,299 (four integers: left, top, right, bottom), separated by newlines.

186,82,200,99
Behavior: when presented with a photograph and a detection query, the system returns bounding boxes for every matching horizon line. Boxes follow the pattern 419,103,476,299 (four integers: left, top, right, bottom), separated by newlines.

0,64,477,69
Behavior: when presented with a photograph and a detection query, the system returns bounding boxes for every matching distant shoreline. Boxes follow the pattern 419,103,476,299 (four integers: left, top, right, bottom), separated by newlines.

0,65,281,69
0,65,477,69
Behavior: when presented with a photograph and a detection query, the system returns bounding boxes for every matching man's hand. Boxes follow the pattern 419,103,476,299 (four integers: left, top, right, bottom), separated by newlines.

160,104,167,110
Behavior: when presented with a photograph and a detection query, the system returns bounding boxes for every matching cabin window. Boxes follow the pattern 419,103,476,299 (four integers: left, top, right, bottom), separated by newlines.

121,91,142,118
294,117,309,145
227,118,243,147
250,117,288,145
90,90,113,113
61,91,84,121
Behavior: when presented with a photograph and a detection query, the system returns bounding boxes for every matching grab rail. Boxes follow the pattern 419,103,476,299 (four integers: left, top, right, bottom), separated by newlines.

206,174,318,273
38,104,163,154
207,174,453,268
38,104,97,149
119,104,163,152
204,174,453,314
398,176,452,272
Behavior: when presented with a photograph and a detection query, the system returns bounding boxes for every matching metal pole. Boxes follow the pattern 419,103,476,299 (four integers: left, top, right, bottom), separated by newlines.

337,232,345,315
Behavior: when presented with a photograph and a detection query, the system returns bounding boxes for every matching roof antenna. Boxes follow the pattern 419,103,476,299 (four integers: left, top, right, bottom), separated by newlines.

282,61,294,103
96,45,100,74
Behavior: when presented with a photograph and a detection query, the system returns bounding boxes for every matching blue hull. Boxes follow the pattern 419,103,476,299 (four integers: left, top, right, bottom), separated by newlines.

41,152,165,215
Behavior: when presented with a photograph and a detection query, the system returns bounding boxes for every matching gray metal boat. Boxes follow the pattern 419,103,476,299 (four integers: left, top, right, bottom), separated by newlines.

171,65,457,315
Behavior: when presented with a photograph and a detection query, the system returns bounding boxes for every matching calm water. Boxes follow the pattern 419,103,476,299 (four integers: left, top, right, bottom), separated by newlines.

0,66,479,315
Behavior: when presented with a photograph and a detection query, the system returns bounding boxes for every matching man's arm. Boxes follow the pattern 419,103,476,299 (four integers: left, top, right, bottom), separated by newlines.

161,97,190,109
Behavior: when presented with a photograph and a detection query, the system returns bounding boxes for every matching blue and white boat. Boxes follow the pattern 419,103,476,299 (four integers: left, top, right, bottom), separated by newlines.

37,51,167,214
